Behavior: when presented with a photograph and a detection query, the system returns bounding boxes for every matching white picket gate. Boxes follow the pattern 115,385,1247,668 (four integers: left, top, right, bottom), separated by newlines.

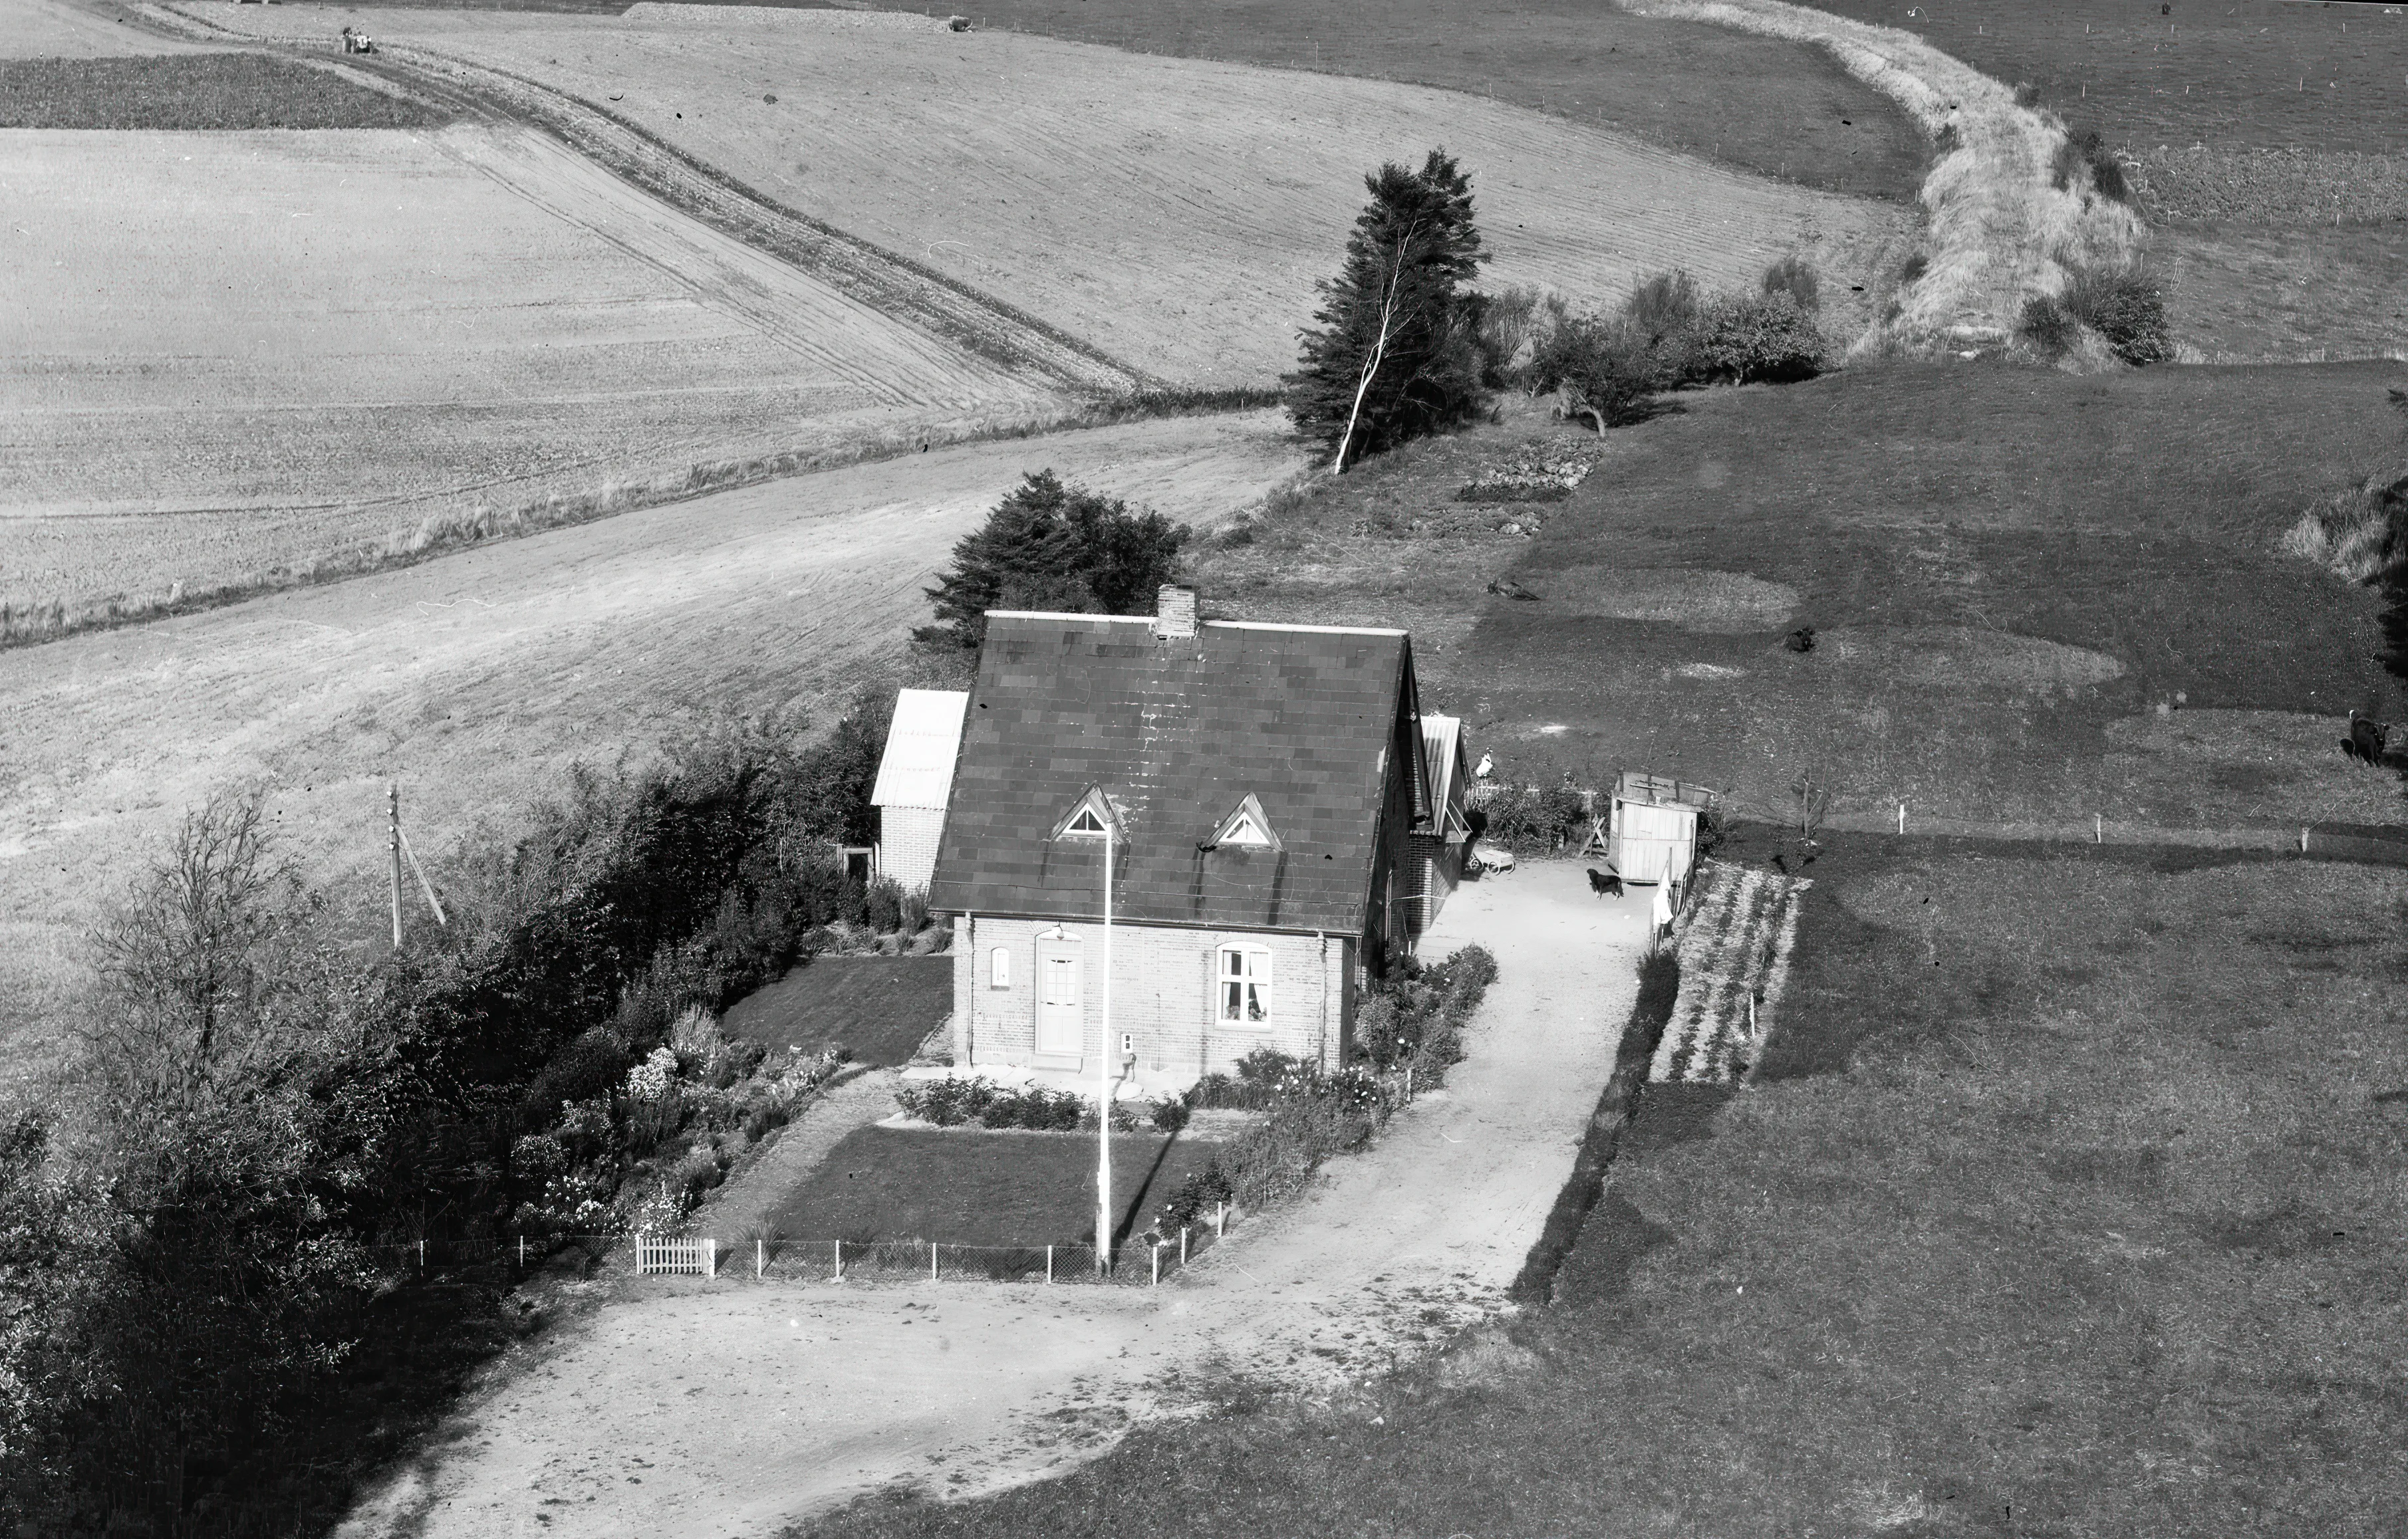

636,1233,716,1277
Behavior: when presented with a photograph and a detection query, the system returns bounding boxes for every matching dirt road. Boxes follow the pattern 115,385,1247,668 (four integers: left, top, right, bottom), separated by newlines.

0,412,1303,1067
332,862,1649,1539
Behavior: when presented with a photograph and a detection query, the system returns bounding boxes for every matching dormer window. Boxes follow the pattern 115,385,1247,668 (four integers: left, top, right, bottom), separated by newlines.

1206,792,1280,851
1051,785,1121,842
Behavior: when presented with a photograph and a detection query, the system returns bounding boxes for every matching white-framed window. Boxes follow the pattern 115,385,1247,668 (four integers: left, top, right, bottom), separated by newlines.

990,947,1011,989
1217,945,1272,1024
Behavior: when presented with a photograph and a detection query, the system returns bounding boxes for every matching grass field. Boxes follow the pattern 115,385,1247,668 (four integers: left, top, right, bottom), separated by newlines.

768,1125,1222,1246
1194,359,2408,832
0,411,1305,1076
722,957,954,1066
803,838,2408,1538
859,0,1929,201
1799,0,2408,155
179,2,1909,387
0,120,1065,616
0,52,448,127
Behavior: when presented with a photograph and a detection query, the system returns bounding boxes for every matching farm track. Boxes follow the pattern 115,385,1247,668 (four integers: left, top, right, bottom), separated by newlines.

146,3,1151,396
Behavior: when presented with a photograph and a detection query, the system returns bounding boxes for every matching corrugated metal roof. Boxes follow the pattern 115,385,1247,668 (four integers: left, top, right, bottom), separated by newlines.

926,616,1418,933
870,689,969,810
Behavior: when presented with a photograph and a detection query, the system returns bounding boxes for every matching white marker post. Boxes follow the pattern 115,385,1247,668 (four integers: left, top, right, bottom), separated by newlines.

1096,816,1115,1276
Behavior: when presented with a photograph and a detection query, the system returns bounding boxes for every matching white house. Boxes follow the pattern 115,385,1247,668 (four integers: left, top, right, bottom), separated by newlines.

870,688,968,893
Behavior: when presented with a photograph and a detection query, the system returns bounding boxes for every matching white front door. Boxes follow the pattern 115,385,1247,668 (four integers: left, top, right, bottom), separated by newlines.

1036,944,1083,1058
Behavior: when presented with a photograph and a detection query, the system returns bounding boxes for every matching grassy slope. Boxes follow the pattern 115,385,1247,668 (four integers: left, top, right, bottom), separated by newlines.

834,0,1928,201
0,53,448,127
1196,360,2408,831
803,837,2408,1538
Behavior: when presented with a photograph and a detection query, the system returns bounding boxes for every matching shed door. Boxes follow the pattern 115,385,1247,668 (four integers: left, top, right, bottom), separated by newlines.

1612,801,1695,884
1036,943,1084,1059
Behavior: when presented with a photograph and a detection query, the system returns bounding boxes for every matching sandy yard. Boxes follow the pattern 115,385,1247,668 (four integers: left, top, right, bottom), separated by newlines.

330,862,1649,1539
176,0,1910,386
0,410,1305,1070
0,0,223,55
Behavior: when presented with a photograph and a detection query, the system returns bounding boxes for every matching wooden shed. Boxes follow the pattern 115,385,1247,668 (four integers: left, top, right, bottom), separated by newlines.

1609,771,1718,886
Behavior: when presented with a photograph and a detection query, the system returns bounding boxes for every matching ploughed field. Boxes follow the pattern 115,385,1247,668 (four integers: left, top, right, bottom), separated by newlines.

178,2,1909,389
0,119,1061,618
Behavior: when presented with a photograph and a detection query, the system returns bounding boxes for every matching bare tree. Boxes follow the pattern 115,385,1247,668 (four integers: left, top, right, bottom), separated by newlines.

84,789,292,1102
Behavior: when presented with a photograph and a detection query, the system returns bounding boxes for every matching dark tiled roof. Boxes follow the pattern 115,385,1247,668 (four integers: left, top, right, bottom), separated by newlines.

926,616,1418,933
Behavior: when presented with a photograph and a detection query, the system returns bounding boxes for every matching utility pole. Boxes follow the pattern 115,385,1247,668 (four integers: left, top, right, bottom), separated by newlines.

1095,818,1115,1275
388,782,404,951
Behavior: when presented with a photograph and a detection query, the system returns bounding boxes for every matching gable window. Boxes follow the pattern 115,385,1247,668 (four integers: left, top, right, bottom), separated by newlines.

990,947,1011,989
1208,792,1281,851
1218,945,1271,1024
1051,785,1121,842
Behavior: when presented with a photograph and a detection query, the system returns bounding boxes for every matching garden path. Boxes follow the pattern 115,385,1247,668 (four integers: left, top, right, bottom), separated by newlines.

331,862,1651,1539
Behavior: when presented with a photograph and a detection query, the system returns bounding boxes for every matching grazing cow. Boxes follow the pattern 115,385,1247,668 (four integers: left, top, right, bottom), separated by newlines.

1587,867,1624,898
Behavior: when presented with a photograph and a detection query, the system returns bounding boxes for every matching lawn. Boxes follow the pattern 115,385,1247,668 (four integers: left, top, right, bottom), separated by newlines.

720,956,952,1067
801,836,2408,1537
0,53,448,128
837,0,1928,200
765,1125,1224,1247
1193,358,2408,832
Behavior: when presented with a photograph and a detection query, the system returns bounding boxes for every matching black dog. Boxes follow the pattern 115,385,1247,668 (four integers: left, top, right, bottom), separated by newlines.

1587,867,1624,897
2343,710,2391,765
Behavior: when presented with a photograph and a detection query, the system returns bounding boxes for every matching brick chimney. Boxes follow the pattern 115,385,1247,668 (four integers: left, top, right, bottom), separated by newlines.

1152,584,1197,640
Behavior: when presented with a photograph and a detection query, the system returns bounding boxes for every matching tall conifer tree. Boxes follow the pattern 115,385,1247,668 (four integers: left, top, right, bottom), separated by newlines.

1285,150,1489,470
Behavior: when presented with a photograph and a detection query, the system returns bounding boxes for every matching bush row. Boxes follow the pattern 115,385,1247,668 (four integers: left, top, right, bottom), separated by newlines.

1148,946,1498,1235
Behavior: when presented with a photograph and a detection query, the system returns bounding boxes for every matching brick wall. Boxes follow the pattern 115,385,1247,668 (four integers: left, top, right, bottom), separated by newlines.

877,804,946,893
948,915,1354,1092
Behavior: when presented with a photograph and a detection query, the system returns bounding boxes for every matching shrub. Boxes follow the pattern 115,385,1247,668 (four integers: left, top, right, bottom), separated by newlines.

1528,316,1664,427
509,1133,569,1182
2016,293,2081,360
1621,269,1700,348
521,1027,630,1125
2012,80,2041,108
1475,283,1568,388
1689,292,1825,385
2053,126,2129,203
1760,254,1821,314
2061,264,2171,366
1897,251,1930,286
1150,1096,1192,1133
865,878,905,934
2282,471,2408,582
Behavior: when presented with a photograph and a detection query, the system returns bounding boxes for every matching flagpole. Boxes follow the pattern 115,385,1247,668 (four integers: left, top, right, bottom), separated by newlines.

1097,819,1114,1275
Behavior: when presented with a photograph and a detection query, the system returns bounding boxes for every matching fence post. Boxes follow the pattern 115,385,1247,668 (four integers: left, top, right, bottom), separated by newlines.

2095,813,2102,844
1180,1227,1189,1265
1214,1203,1226,1238
931,1241,940,1282
1405,1066,1414,1104
705,1238,717,1280
2302,826,2312,855
1151,1242,1161,1286
757,1238,764,1278
1896,801,1905,836
833,1239,843,1280
418,1239,426,1273
1045,1244,1053,1284
518,1235,526,1271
